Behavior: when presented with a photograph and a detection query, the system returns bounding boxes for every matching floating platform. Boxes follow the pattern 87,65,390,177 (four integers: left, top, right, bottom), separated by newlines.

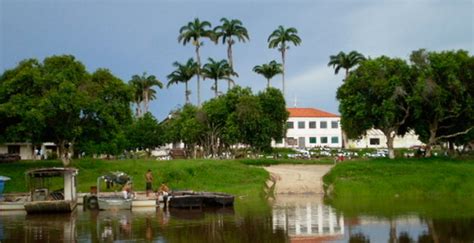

24,200,76,214
168,191,234,209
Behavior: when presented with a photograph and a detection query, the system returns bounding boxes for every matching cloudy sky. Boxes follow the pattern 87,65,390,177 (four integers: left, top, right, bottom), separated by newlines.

1,0,473,120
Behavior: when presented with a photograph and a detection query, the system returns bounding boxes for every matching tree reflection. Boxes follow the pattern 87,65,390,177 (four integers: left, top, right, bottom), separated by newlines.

349,232,370,243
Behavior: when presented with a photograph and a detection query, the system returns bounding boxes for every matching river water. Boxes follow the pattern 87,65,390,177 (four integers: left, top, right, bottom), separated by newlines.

1,195,473,242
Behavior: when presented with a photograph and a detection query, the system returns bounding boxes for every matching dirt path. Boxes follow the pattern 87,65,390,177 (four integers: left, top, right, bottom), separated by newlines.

264,164,333,194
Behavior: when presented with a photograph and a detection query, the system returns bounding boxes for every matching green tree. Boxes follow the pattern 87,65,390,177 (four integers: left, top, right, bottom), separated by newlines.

268,25,301,99
162,104,205,158
328,50,366,149
0,55,133,165
214,18,249,90
129,77,144,117
77,68,133,157
129,72,163,115
253,60,283,88
328,51,366,80
201,58,237,97
0,59,44,154
167,58,198,104
409,49,474,156
125,112,163,158
178,18,213,106
337,56,413,159
258,87,288,143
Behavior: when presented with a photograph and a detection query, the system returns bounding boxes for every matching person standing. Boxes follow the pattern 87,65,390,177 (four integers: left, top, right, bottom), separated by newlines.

145,169,153,197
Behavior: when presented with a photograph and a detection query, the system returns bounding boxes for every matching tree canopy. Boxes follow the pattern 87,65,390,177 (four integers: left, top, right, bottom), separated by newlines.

0,55,133,165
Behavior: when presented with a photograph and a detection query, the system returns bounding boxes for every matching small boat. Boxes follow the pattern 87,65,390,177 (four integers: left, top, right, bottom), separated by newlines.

24,167,79,214
95,171,132,210
168,191,234,209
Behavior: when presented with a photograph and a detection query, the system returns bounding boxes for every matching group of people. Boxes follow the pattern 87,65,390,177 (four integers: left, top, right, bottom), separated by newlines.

120,169,169,199
146,169,169,198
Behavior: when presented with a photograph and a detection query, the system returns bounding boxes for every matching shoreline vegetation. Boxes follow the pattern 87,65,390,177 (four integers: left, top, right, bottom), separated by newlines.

2,157,472,195
323,157,474,218
2,157,474,216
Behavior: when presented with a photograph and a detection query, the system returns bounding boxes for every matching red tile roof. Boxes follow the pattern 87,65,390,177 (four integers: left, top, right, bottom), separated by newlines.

288,108,339,118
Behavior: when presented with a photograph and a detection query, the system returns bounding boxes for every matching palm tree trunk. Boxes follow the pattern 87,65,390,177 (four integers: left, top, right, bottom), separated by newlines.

143,89,149,114
267,78,270,89
135,101,142,117
185,81,189,104
227,40,233,91
214,79,218,97
345,68,349,81
195,43,202,107
281,46,286,100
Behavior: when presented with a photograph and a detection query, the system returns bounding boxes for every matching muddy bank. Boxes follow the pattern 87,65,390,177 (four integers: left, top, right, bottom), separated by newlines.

264,165,333,194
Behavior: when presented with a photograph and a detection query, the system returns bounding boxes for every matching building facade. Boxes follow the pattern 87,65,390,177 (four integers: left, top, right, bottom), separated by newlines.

347,129,424,149
0,142,58,160
274,108,342,148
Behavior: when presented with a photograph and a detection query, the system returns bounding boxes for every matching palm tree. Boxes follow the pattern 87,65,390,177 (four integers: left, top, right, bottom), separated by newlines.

201,58,237,97
253,60,283,88
328,51,366,149
130,78,144,117
167,58,198,104
327,50,366,80
268,25,301,99
214,18,249,90
130,72,163,115
178,18,213,106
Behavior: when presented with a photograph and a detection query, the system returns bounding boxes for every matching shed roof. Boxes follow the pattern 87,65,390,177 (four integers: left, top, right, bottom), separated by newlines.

288,108,339,118
26,167,78,177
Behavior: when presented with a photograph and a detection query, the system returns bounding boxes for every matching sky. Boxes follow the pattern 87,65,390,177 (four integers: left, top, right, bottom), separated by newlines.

1,0,473,121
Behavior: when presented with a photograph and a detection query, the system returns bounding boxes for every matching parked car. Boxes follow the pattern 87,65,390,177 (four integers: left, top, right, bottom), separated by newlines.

365,149,388,158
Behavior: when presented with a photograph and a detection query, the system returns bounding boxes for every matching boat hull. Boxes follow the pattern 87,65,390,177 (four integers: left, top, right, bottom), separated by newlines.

0,201,25,211
98,197,132,210
24,200,76,214
168,191,234,209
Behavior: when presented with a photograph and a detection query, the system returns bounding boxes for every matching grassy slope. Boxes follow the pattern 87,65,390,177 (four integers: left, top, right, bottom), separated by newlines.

1,159,267,194
0,159,274,214
323,157,474,218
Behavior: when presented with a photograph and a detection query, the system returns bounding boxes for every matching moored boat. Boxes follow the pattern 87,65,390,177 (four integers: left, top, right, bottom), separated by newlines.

168,191,234,209
96,171,133,210
24,167,78,214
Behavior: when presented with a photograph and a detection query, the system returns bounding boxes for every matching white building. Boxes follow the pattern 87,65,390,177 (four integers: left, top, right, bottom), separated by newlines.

274,108,342,148
0,142,58,160
347,129,424,149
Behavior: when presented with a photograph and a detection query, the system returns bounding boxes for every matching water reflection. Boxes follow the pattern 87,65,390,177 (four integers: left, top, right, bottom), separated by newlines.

1,196,473,242
271,195,344,241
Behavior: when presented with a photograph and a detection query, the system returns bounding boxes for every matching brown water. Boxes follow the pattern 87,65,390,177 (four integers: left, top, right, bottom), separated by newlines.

1,195,473,242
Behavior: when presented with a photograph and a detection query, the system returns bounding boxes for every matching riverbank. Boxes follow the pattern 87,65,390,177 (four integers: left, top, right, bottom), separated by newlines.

323,157,474,199
0,159,269,196
264,164,333,194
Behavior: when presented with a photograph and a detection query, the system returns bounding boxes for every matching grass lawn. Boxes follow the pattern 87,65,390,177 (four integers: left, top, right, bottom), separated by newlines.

0,159,268,195
323,157,474,218
323,157,474,198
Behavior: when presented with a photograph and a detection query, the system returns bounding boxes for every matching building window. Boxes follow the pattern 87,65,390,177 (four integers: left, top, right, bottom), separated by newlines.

275,138,283,144
309,137,317,144
8,145,20,154
287,122,294,129
298,121,305,129
370,138,380,145
321,137,328,144
331,121,339,129
331,136,339,144
309,121,316,129
320,121,327,129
